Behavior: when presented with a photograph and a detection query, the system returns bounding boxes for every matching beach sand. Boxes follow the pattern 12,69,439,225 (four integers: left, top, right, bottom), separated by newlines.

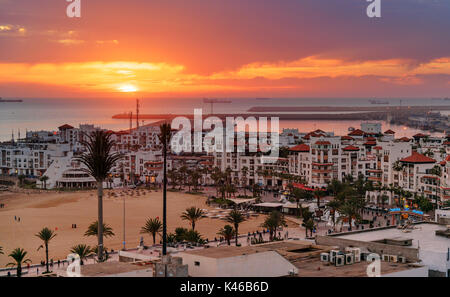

0,189,277,267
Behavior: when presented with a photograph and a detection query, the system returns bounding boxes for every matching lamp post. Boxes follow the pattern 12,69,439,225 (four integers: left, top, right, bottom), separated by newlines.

123,194,126,250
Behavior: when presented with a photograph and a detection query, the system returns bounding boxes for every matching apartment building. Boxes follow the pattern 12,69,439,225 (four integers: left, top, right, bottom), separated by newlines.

0,142,70,177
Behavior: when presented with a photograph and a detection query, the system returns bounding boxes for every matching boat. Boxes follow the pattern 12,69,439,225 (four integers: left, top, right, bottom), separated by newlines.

203,98,232,104
369,99,389,105
0,97,23,103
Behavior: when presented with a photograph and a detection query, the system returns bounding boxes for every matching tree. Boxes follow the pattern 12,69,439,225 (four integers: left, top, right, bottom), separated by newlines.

301,208,314,238
74,130,123,261
35,227,57,273
392,161,403,172
174,227,189,242
181,207,205,230
226,210,246,246
39,176,49,189
183,230,205,244
326,199,341,231
0,246,3,254
158,123,172,256
84,221,115,238
261,211,287,241
217,225,235,246
140,218,163,245
7,248,31,277
167,169,178,189
70,244,93,265
240,166,249,196
314,189,326,209
327,179,344,197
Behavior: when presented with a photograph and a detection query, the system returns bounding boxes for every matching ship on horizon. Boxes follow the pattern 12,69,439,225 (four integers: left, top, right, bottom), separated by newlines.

369,99,389,105
0,97,23,103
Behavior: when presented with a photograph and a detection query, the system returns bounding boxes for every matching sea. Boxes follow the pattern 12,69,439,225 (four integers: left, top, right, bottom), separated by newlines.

1,97,449,142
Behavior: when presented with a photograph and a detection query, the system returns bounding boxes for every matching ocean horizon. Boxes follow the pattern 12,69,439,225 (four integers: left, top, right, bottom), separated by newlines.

1,97,448,141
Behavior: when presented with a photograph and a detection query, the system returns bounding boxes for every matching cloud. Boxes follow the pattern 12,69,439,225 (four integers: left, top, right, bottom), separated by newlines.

0,24,26,36
1,56,450,97
57,39,85,45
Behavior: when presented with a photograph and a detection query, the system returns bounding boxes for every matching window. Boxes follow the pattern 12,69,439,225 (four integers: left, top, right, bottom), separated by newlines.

194,261,200,266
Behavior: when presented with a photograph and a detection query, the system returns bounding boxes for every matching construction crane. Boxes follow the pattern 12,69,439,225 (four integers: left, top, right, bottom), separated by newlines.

203,98,232,115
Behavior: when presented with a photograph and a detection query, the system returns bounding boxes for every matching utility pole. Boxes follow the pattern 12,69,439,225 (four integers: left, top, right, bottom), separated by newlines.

136,98,140,129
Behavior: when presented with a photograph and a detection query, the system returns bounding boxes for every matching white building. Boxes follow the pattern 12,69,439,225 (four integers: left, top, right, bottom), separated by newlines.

179,244,298,277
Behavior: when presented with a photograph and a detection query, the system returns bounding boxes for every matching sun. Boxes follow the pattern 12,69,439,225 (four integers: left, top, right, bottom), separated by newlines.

118,84,138,93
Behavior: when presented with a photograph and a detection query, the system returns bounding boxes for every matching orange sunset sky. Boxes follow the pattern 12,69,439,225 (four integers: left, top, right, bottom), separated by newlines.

0,0,450,98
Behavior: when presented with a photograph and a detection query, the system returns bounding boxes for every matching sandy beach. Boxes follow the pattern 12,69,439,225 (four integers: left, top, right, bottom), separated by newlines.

0,189,285,267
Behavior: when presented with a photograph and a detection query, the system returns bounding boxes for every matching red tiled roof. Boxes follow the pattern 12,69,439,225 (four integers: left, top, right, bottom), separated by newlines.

58,124,74,130
363,141,377,146
313,129,325,134
366,136,376,141
373,146,383,150
446,155,450,162
342,145,359,151
400,152,436,164
398,137,410,142
315,141,331,145
289,144,310,152
444,141,450,146
384,129,395,134
440,161,446,166
341,136,354,140
413,133,427,138
348,129,364,136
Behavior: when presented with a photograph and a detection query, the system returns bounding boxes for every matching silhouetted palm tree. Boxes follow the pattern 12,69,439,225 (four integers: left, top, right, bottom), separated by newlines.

70,244,93,265
181,207,205,230
158,123,172,255
7,248,31,277
140,218,163,245
226,210,246,246
36,227,57,273
84,221,115,238
74,130,122,261
217,225,235,246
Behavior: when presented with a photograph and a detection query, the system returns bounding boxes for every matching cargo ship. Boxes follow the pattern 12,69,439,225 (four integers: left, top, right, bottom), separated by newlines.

369,99,389,105
0,97,23,103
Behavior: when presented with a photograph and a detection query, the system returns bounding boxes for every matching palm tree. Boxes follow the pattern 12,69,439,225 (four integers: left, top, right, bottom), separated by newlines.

84,221,115,238
35,227,57,273
226,210,246,246
301,208,314,238
314,189,325,209
74,130,122,261
70,244,93,265
140,218,163,245
7,248,31,277
39,175,49,189
158,123,172,256
261,211,287,241
217,225,235,245
92,246,110,263
240,166,249,196
326,199,341,231
183,230,205,244
181,207,205,230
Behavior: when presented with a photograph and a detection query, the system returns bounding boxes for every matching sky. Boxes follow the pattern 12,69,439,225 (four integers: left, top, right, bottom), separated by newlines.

0,0,450,98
